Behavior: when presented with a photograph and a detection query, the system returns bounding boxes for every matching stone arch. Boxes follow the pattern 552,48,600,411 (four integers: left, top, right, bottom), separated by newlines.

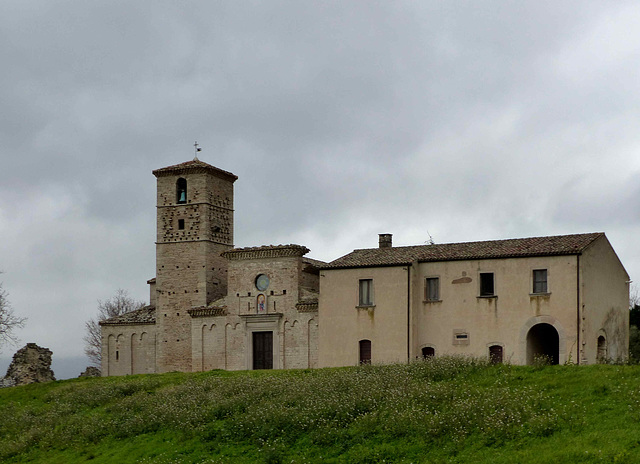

308,318,318,368
130,333,137,375
519,316,566,365
107,334,115,376
201,323,218,371
283,320,300,369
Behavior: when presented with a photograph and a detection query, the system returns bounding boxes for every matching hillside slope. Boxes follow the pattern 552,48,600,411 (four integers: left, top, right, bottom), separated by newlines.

1,358,639,463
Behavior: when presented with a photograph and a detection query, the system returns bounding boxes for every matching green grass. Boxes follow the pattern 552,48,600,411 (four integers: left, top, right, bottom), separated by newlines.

2,357,640,463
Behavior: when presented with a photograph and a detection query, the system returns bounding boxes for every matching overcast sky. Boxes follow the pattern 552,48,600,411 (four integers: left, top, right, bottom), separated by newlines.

2,1,640,378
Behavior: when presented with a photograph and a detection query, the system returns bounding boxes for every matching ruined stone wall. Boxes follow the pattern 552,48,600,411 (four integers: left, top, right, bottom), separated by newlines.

1,343,55,387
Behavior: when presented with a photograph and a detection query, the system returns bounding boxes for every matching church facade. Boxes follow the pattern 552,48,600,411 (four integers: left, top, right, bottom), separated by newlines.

100,159,630,375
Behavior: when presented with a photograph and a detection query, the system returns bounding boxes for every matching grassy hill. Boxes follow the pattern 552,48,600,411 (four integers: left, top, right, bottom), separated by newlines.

2,357,640,463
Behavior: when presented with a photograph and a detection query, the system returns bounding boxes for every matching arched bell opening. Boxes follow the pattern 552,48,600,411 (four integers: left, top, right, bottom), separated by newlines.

526,323,559,365
176,178,187,204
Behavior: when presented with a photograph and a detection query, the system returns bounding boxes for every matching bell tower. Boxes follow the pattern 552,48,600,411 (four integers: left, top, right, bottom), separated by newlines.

152,159,237,373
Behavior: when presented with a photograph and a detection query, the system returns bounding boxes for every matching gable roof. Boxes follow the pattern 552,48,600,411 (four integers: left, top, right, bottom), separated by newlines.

152,159,238,182
99,305,156,326
323,233,605,269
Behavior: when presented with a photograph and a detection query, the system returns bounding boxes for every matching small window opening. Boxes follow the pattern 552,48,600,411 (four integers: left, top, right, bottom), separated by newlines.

176,178,187,204
455,333,468,340
480,273,495,296
178,219,185,230
115,350,119,361
283,289,287,295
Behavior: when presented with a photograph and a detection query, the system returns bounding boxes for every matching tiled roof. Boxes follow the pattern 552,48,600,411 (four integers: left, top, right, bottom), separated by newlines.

323,233,605,269
302,257,327,268
222,244,310,260
152,159,238,181
99,305,156,326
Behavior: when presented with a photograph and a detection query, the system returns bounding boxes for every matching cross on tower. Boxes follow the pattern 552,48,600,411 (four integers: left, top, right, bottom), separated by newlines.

193,141,202,161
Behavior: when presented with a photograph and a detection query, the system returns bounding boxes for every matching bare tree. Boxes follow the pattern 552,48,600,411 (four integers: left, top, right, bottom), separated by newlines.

84,289,145,367
631,283,640,310
0,276,26,353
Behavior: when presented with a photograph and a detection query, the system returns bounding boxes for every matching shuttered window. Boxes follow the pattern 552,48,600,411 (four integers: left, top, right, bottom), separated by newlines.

533,269,547,293
425,277,439,301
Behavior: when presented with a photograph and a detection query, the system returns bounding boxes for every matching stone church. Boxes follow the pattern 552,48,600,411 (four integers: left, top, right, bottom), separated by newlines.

100,158,630,375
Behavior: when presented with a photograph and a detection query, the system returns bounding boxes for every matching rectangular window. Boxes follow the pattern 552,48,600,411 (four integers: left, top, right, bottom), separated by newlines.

425,277,440,301
359,279,373,306
533,269,548,293
479,273,495,296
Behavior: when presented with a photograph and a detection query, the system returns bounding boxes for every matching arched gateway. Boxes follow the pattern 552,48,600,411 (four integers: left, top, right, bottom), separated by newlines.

526,323,559,365
519,316,567,365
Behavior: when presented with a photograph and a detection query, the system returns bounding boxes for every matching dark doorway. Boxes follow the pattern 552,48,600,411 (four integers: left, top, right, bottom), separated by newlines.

526,323,559,365
422,347,435,358
597,336,607,363
489,345,503,364
359,339,371,364
252,331,273,370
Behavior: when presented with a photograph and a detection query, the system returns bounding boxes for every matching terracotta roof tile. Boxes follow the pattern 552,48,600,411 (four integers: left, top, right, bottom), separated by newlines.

323,233,605,269
99,305,156,325
302,257,327,268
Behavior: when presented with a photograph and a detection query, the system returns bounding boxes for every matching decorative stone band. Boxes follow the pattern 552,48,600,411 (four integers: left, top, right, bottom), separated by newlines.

296,302,319,312
187,306,227,318
99,320,156,326
222,244,310,261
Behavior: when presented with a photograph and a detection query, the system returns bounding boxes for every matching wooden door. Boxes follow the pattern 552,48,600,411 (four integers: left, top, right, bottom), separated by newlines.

253,331,273,370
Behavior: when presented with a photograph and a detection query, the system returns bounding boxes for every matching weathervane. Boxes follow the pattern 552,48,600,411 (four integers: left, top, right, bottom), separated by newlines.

193,141,202,161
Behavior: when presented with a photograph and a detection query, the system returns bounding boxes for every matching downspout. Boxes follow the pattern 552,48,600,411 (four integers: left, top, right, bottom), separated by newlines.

576,254,580,365
407,263,411,362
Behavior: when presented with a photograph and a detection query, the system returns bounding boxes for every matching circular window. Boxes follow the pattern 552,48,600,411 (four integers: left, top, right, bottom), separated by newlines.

255,274,270,291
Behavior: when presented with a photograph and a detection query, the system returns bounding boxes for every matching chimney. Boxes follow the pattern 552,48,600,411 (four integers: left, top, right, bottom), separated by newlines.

379,233,393,248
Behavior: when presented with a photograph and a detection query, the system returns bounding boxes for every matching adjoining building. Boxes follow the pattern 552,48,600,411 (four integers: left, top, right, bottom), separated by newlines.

100,159,629,375
319,232,629,367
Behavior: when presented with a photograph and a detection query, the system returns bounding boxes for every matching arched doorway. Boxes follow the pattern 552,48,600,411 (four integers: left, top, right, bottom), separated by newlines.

421,346,435,358
359,340,371,365
489,345,503,364
526,323,559,365
597,335,607,363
